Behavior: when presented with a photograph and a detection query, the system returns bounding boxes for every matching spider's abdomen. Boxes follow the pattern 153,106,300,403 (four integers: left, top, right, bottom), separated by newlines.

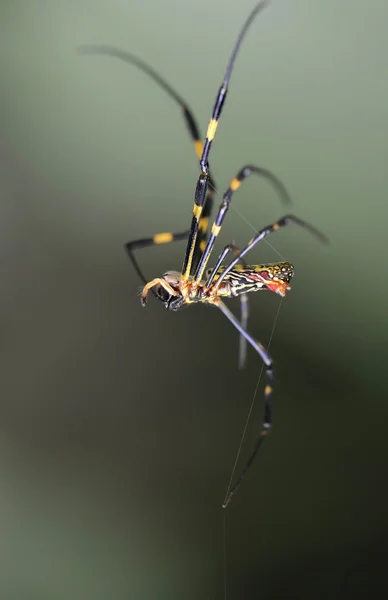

216,261,294,298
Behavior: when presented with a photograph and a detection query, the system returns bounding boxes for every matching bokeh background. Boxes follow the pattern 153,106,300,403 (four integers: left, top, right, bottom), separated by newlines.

1,0,387,598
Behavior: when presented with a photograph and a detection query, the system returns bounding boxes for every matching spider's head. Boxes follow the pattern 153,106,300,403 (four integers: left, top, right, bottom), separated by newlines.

143,270,185,311
263,261,295,297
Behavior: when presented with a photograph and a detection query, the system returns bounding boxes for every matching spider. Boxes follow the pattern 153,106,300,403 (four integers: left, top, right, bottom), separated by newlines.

80,0,327,507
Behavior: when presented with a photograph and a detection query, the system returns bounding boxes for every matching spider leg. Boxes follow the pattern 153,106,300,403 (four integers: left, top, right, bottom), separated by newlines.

125,231,189,291
193,165,292,284
205,243,250,368
181,1,271,280
141,278,178,306
212,216,327,506
79,45,215,276
214,300,273,507
214,214,329,291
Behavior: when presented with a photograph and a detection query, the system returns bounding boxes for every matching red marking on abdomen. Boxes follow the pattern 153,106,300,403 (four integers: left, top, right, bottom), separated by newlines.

244,271,269,282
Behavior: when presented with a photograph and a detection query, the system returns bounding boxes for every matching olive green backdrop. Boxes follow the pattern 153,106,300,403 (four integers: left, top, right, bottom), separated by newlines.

1,1,387,598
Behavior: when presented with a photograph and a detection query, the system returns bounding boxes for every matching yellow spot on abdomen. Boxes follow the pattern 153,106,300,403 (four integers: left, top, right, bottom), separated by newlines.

199,240,207,252
230,177,241,191
264,385,272,396
273,223,280,231
153,232,173,244
206,118,218,142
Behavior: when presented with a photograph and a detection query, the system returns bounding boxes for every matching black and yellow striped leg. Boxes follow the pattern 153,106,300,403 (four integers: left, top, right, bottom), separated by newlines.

181,173,210,279
194,165,292,284
198,0,269,174
181,79,228,278
79,44,216,275
215,300,273,508
125,231,189,288
79,46,208,167
205,243,250,369
199,87,226,175
214,214,329,290
182,1,270,279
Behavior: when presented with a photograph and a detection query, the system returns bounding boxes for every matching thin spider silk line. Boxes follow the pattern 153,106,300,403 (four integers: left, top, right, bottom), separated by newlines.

205,181,285,599
207,181,287,262
222,297,283,504
221,298,283,600
230,204,286,261
205,179,285,499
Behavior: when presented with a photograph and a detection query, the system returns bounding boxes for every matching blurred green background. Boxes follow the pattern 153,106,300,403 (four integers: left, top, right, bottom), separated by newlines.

1,0,387,598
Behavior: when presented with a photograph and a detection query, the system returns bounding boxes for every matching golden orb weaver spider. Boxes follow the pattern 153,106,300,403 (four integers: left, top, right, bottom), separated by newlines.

80,0,328,507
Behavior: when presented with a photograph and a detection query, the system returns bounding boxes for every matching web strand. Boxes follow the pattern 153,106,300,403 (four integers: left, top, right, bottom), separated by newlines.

221,299,283,600
207,180,287,261
223,297,283,503
206,179,284,599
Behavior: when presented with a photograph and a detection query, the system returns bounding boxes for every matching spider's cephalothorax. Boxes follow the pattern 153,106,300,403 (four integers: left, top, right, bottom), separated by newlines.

82,0,328,507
